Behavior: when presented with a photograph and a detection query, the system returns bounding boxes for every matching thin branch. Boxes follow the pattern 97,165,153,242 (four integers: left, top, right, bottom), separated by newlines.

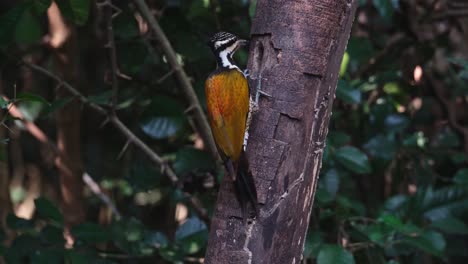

99,0,120,111
132,0,220,162
2,95,121,218
21,61,210,222
22,60,178,182
83,173,121,218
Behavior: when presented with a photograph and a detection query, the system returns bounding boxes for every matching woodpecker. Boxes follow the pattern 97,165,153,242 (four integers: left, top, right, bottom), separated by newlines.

205,32,258,221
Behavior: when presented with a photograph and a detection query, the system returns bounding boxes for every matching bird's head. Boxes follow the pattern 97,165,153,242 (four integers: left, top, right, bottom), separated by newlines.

207,32,248,69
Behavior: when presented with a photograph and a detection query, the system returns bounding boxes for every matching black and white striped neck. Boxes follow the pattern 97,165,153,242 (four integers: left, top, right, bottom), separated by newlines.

208,32,242,71
215,48,240,70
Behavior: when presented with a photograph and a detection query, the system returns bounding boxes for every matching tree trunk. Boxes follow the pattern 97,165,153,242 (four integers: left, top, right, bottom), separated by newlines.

205,1,358,263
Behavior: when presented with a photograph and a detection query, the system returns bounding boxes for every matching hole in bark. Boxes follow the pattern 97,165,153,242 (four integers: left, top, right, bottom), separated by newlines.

253,40,264,72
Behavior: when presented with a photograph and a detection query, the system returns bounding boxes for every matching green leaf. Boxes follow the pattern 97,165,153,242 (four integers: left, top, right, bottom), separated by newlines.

159,246,184,262
180,231,207,254
383,82,401,95
447,57,468,69
4,234,40,262
403,230,446,256
174,217,208,255
6,214,34,230
315,188,335,205
186,0,211,21
336,196,366,215
144,231,168,248
16,92,50,106
40,225,65,244
431,217,468,235
403,131,427,148
363,134,397,161
335,146,372,174
87,90,112,105
126,162,161,191
340,52,350,77
322,169,340,198
317,245,355,264
421,186,468,221
433,128,460,148
35,197,63,225
175,216,207,241
384,114,409,133
117,41,149,75
451,153,467,164
41,97,74,116
114,11,139,39
358,223,388,246
56,0,90,25
141,117,185,139
65,250,100,264
0,3,29,46
33,0,52,14
140,96,186,139
72,223,111,243
453,168,468,184
347,37,375,65
379,214,421,234
336,80,361,104
372,0,394,23
0,97,8,109
15,9,42,44
31,248,64,264
328,131,351,147
173,147,215,175
303,231,323,258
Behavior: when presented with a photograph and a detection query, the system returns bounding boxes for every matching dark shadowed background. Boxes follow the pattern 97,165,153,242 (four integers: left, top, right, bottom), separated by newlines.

1,0,468,263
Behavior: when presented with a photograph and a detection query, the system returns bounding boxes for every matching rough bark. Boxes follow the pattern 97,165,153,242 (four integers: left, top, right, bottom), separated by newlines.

205,1,358,263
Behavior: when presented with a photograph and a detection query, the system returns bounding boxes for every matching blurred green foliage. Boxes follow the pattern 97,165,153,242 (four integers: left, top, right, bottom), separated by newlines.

1,0,468,263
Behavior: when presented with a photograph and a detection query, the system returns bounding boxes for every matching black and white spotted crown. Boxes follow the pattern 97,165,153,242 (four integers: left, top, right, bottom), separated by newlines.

208,32,238,51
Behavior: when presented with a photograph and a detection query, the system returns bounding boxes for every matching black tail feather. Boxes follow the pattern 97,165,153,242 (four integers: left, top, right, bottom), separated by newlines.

234,151,258,222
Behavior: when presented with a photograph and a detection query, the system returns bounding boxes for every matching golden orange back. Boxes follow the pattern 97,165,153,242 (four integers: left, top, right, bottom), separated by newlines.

205,69,249,162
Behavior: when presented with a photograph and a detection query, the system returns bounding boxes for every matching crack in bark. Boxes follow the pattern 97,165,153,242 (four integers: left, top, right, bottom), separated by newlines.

313,91,331,119
304,72,323,80
243,220,256,264
262,173,304,218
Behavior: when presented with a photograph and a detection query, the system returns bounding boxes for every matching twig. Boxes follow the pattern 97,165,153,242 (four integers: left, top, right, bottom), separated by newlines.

2,95,121,218
132,0,220,162
21,61,210,223
22,60,178,182
156,68,175,84
83,173,121,218
98,0,120,111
